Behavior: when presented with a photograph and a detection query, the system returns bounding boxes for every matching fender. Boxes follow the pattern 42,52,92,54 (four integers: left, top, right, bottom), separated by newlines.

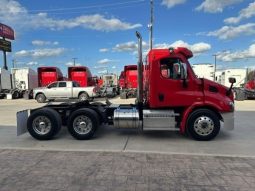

180,101,223,134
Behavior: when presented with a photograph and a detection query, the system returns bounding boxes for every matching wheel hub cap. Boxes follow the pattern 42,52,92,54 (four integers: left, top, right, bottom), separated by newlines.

73,116,92,135
32,116,51,135
39,122,46,129
194,116,214,136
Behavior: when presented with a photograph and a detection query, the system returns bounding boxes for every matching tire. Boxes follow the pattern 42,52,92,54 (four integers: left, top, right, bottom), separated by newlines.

187,109,220,141
27,108,62,140
36,93,46,103
67,108,99,140
12,91,20,99
79,92,89,102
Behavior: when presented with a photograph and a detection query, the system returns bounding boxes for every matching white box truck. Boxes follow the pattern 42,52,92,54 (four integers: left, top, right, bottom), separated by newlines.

11,67,38,99
217,69,246,88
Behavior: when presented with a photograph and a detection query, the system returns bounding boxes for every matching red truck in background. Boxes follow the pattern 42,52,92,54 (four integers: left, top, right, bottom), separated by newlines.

38,67,64,87
17,32,235,142
235,70,255,100
68,66,95,87
119,65,138,99
119,71,125,89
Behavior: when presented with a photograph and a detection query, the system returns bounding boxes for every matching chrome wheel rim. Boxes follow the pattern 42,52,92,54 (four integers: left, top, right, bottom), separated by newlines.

32,116,51,135
80,94,88,101
38,95,43,102
194,116,214,136
73,115,92,135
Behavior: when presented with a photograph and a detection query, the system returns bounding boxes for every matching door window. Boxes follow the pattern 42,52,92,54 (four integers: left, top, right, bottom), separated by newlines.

72,81,80,87
48,82,57,88
58,82,66,87
160,58,183,80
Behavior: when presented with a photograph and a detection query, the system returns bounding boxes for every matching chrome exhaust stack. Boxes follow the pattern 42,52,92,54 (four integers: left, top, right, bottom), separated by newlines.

136,31,143,104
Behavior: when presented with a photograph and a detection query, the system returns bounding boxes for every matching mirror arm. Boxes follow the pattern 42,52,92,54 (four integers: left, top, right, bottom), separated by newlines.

226,83,233,96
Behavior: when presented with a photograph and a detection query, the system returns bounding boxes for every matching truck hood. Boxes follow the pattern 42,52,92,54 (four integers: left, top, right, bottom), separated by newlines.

202,78,234,102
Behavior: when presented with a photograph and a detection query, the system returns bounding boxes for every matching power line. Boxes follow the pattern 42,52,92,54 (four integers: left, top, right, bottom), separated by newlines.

40,3,146,16
23,0,146,13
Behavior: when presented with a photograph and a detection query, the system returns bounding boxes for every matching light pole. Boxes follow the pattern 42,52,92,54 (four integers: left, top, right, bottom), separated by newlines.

72,58,77,66
12,59,16,68
213,54,217,81
148,0,154,50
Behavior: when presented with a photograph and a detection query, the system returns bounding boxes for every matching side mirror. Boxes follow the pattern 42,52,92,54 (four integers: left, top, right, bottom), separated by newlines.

229,77,236,84
226,77,236,96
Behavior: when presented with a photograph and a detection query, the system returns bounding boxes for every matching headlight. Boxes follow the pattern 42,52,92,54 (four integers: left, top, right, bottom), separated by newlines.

229,101,235,111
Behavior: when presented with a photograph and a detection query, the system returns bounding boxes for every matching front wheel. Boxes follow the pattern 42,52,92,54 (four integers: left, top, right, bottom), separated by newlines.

67,108,99,140
187,109,220,141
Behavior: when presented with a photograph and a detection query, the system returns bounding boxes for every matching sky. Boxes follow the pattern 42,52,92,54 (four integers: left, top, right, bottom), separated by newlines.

0,0,255,76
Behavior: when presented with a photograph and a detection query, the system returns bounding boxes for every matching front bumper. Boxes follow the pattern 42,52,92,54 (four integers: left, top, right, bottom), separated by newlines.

220,112,234,130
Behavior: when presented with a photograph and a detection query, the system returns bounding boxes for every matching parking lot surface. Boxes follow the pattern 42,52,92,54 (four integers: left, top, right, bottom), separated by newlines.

0,98,255,190
0,98,255,157
1,149,255,191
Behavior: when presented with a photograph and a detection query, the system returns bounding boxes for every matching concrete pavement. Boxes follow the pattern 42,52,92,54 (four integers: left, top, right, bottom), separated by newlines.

0,99,255,157
1,99,255,190
0,149,255,191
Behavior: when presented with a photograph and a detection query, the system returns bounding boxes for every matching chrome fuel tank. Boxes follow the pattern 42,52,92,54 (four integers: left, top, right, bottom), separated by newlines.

113,108,141,128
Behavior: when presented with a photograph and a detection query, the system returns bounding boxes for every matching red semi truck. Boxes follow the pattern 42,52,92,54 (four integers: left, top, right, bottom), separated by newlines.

119,65,138,99
68,66,95,87
38,67,64,87
17,32,235,141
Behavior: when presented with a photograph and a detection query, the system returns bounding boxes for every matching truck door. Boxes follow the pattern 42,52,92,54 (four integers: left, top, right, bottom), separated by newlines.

45,82,58,98
155,57,203,107
55,82,72,98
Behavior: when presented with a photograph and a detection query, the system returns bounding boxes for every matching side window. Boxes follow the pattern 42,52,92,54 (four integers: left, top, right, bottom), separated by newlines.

160,58,183,80
73,82,79,87
48,82,57,88
58,82,66,87
72,82,80,87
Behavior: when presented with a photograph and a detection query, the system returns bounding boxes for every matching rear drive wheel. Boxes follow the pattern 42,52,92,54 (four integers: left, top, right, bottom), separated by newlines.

79,92,89,101
36,93,46,103
27,108,62,140
67,108,99,140
187,109,220,141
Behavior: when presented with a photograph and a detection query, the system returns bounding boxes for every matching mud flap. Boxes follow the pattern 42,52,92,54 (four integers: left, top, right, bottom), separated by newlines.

17,110,30,136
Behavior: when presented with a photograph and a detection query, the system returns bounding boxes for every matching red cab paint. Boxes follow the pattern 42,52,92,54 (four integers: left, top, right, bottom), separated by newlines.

38,67,64,87
68,66,95,87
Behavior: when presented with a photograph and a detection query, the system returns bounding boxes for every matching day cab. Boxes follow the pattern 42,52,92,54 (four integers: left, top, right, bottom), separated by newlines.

143,47,235,140
17,32,235,141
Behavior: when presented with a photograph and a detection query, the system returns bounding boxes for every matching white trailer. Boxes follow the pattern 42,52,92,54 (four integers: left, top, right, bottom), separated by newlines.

11,67,38,99
215,71,223,84
217,69,246,88
100,73,118,98
102,73,118,86
192,64,215,81
0,68,13,99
